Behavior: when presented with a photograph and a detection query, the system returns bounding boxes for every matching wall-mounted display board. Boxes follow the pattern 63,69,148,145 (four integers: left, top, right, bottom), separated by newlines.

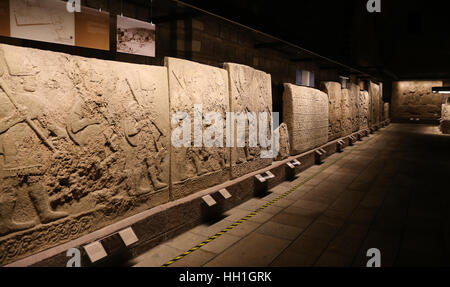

0,0,10,37
0,0,110,51
8,0,75,45
117,15,155,57
75,6,110,50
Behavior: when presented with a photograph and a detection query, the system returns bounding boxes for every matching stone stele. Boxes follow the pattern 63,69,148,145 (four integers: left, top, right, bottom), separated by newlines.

392,81,443,121
166,57,230,199
283,84,328,155
341,88,353,137
275,123,290,161
0,43,170,266
322,82,343,141
224,63,273,178
384,102,390,121
359,90,370,130
369,81,381,125
351,84,361,132
441,96,450,134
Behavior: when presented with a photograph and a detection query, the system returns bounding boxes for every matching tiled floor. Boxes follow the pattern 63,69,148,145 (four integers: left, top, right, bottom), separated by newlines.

131,124,450,267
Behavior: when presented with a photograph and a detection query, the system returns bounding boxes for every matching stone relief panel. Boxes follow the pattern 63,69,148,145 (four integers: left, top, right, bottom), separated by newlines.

0,44,170,265
350,84,361,132
166,57,230,199
392,81,443,121
369,82,381,125
322,82,343,141
224,63,273,178
441,96,450,134
341,88,353,136
283,84,328,155
384,102,390,121
359,90,370,130
275,123,290,161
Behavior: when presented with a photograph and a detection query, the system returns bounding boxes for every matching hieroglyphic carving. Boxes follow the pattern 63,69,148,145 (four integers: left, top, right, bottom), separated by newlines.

0,43,170,265
322,82,343,140
283,84,328,155
350,84,361,132
166,57,230,199
224,63,273,178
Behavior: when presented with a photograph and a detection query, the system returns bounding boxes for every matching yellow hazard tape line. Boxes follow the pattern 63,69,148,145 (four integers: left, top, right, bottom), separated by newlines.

161,131,377,267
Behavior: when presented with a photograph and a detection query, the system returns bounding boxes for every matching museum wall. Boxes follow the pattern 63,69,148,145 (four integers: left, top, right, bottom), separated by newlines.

0,42,384,265
282,84,328,155
391,81,443,122
0,0,321,125
0,0,388,265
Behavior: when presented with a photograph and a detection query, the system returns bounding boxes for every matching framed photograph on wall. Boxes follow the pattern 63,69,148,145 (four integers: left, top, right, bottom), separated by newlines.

117,15,155,57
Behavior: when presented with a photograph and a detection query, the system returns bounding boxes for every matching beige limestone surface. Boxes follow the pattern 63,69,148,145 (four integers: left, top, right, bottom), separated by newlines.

322,82,342,140
384,102,390,121
369,82,381,125
359,90,370,130
350,84,360,132
0,43,170,265
224,63,273,178
392,81,443,121
166,57,231,199
341,88,353,136
275,123,290,161
283,84,328,155
441,96,450,134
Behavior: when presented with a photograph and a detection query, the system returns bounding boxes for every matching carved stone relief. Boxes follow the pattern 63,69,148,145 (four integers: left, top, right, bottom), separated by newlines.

283,84,328,155
166,57,230,199
275,123,290,161
441,96,450,134
341,88,353,137
0,44,170,265
392,81,443,121
224,63,273,178
369,82,381,125
350,84,361,132
359,90,370,130
322,82,343,141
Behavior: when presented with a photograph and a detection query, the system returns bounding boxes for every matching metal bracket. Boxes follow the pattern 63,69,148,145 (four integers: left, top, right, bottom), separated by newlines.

349,136,356,146
118,227,139,247
84,241,107,263
315,148,326,164
202,195,217,207
337,140,346,152
255,171,276,183
219,188,232,200
286,159,301,169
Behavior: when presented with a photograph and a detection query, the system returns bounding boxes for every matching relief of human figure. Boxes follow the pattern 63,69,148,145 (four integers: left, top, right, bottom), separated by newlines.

67,98,101,146
124,102,167,195
0,92,67,236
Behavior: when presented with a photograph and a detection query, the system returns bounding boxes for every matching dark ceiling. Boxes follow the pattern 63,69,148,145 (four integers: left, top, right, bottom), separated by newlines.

175,0,450,81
